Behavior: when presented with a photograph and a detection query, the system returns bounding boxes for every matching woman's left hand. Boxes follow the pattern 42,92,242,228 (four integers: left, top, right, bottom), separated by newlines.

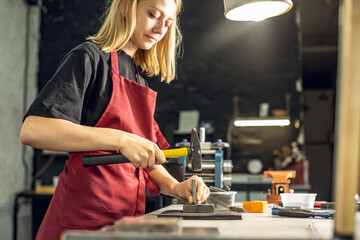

173,175,210,204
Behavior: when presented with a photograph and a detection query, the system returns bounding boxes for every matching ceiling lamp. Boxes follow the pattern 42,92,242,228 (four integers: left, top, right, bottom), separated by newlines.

223,0,293,22
233,118,290,127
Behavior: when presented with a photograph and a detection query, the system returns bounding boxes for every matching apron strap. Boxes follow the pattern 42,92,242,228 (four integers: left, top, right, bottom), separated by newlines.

143,168,161,196
153,120,170,150
135,64,141,84
111,52,119,78
111,51,141,84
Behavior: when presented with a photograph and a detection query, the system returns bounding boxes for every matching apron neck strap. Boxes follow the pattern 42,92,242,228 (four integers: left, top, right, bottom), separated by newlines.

111,52,119,78
111,51,141,84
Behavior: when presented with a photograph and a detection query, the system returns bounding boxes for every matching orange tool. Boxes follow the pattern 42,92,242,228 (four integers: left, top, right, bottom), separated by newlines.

263,170,296,204
243,201,268,213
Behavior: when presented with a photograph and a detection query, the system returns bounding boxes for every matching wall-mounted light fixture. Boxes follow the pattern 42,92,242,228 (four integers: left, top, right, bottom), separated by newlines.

223,0,293,21
233,118,290,127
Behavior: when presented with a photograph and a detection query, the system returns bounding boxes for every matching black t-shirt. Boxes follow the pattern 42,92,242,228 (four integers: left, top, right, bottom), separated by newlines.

24,42,149,126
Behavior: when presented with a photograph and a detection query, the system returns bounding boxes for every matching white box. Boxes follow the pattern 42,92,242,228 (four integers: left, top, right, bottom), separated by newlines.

280,193,317,209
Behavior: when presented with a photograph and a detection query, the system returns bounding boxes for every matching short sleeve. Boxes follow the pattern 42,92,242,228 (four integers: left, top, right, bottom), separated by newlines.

24,50,93,124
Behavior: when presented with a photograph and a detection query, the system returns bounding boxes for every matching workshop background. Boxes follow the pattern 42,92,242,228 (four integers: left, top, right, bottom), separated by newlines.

0,0,338,239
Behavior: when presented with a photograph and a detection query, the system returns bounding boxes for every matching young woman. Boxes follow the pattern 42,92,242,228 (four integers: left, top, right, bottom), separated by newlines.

20,0,210,239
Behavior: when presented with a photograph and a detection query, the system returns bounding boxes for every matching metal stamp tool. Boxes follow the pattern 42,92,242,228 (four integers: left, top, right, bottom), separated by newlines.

192,179,197,204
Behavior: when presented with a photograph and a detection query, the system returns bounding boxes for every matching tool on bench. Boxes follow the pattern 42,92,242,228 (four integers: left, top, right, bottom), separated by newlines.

243,201,268,213
272,208,334,219
209,186,229,192
314,202,335,209
82,128,202,171
229,206,245,212
263,170,296,204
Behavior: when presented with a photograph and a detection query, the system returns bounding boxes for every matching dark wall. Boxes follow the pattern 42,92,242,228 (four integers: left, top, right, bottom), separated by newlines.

38,0,301,147
150,0,301,145
38,0,104,89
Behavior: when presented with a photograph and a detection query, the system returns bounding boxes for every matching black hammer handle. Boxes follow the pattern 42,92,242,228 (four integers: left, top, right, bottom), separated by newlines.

82,153,129,167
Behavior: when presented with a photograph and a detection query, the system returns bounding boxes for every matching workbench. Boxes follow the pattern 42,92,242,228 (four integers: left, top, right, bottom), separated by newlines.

63,204,334,240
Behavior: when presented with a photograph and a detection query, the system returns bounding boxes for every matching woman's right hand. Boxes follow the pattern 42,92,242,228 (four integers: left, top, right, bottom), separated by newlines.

118,132,166,168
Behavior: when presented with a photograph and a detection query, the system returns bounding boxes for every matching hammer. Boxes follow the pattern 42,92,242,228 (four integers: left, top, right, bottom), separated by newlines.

82,128,202,171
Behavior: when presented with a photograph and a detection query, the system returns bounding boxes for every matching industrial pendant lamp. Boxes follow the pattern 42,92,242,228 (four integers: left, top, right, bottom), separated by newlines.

223,0,293,21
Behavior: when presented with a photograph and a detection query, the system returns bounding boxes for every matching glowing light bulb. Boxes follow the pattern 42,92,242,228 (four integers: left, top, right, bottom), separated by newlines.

224,0,293,21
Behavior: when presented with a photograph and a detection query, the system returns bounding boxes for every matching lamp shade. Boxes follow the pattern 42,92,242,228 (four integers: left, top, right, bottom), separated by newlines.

223,0,293,21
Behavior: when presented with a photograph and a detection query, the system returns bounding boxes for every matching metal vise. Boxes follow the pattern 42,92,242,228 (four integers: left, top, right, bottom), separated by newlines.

175,127,233,188
263,170,296,204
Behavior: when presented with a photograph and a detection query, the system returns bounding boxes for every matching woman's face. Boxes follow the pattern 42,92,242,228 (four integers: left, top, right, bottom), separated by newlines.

130,0,176,52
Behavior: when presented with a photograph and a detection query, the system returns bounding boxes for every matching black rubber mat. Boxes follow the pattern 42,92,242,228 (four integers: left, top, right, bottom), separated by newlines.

157,210,242,220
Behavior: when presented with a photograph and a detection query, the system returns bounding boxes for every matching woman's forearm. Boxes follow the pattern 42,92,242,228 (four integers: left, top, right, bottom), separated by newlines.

148,165,179,197
20,115,125,152
149,165,210,204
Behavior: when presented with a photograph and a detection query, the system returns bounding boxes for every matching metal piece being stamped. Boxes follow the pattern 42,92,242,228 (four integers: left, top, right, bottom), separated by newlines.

183,204,215,213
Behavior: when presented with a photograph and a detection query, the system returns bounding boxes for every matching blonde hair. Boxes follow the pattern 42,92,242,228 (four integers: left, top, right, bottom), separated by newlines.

88,0,182,83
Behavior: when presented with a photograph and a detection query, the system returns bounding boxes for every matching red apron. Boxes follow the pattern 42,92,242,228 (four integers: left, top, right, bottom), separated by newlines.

36,51,169,240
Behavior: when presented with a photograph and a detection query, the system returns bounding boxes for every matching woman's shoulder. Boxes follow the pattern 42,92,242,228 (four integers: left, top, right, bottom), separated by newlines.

70,42,106,57
60,41,110,68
